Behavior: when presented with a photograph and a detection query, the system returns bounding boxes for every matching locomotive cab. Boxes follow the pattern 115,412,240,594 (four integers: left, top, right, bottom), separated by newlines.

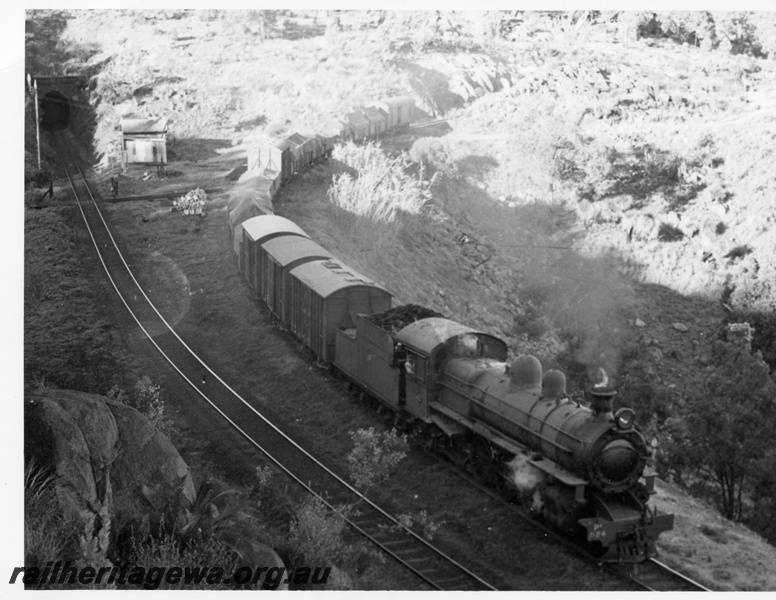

394,318,508,421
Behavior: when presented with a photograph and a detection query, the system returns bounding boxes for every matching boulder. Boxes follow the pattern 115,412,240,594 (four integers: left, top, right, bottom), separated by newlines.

25,389,195,522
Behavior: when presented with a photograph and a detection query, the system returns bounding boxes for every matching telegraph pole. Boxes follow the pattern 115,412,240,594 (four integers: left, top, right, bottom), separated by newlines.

33,77,41,170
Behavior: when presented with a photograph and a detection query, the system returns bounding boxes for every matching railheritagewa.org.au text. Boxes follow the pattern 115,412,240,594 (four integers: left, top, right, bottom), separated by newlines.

9,562,330,590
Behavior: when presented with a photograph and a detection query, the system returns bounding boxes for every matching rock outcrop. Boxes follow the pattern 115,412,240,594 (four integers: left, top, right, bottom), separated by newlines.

25,389,196,522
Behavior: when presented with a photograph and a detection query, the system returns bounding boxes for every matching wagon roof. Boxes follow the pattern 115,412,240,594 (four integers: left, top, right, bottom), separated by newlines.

270,138,292,151
261,236,334,268
319,118,348,137
242,215,309,244
290,259,391,300
343,111,370,127
373,96,415,109
252,176,276,193
395,317,502,356
286,133,309,148
120,117,169,134
228,198,269,228
361,106,386,121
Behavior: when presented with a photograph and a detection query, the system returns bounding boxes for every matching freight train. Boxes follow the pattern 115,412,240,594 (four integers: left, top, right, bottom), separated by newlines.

228,96,673,562
230,213,674,562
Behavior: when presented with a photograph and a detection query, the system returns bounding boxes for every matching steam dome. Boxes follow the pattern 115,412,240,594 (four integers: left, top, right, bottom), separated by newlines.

542,369,567,399
509,355,542,391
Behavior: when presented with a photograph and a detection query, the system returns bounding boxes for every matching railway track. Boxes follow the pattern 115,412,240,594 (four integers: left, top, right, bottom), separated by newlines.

52,131,499,591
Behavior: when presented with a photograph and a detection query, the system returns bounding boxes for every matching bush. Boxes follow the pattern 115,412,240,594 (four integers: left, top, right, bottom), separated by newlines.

729,310,776,373
107,376,178,437
328,142,434,223
724,244,752,261
347,427,408,494
657,222,684,242
25,463,81,575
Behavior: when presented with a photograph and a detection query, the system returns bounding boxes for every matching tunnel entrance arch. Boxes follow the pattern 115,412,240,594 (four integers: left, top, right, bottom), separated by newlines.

27,74,89,168
40,91,70,130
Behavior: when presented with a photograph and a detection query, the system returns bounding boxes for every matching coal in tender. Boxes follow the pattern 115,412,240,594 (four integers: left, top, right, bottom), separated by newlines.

365,304,445,334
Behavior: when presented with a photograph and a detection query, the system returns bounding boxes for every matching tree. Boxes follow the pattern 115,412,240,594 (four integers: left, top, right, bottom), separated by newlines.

663,323,776,520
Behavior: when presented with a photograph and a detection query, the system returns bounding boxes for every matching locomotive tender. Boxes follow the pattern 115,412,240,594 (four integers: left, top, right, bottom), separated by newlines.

233,214,674,562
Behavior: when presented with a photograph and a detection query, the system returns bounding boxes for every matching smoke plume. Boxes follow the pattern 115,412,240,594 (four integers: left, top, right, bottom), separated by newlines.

507,454,545,512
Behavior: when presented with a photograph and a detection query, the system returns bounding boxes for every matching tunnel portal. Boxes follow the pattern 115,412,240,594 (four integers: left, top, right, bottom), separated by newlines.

40,91,70,130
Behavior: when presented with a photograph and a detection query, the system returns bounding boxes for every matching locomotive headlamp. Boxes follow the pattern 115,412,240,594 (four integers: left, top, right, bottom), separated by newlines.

615,408,636,429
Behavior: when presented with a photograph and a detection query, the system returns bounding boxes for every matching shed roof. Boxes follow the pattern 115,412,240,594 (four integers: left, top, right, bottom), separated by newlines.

242,215,309,244
290,259,389,299
121,117,169,134
396,318,490,356
262,236,334,268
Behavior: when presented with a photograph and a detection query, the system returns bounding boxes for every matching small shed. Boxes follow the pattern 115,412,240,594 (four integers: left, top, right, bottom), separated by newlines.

361,106,388,138
369,97,415,128
343,111,370,142
241,215,309,293
259,236,334,323
120,117,169,174
287,259,392,362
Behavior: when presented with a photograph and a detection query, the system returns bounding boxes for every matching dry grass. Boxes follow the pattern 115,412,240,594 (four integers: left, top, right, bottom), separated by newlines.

654,479,776,591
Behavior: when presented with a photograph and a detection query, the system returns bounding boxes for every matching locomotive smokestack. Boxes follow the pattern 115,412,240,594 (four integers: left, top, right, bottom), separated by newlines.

588,368,616,417
587,386,617,417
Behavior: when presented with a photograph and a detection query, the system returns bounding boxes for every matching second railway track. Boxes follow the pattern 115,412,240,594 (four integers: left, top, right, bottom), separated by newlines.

54,131,500,591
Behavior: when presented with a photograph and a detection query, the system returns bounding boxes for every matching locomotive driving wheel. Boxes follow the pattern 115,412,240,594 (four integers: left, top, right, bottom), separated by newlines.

471,436,498,486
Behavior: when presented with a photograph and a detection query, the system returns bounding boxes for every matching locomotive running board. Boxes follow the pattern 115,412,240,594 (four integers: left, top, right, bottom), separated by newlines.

430,402,588,502
527,458,588,503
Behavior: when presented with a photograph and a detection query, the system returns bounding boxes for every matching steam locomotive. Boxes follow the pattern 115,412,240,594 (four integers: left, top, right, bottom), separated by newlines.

231,214,674,563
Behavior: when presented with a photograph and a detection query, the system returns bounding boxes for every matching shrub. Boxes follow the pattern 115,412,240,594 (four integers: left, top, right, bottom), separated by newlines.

289,497,352,567
347,427,408,494
657,222,684,242
328,142,434,223
715,221,727,235
729,310,776,373
724,244,752,261
107,376,178,437
24,462,82,583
